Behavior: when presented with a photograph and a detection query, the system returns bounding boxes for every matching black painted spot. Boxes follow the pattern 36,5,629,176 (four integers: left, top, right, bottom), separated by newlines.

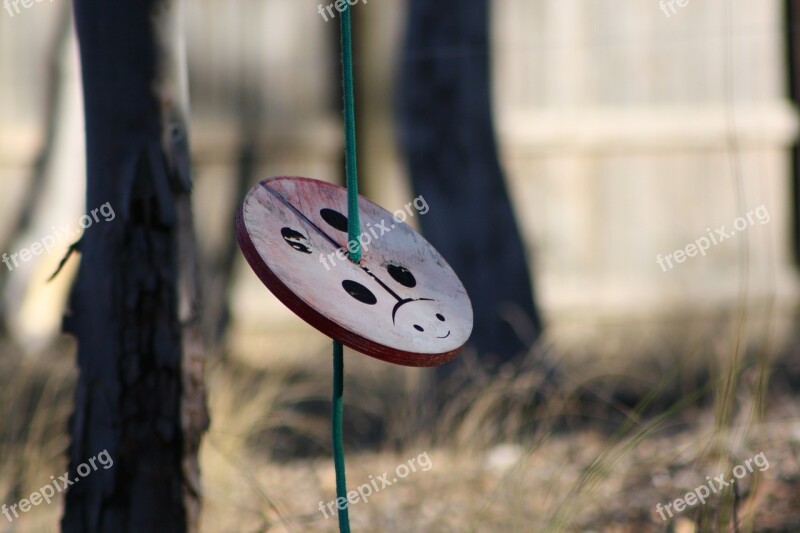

436,313,445,322
281,227,312,254
414,325,424,332
387,264,416,287
342,280,377,305
321,208,349,232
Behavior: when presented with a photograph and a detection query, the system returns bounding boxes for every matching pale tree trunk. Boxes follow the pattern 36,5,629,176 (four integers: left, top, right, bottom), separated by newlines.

0,4,71,335
61,0,208,531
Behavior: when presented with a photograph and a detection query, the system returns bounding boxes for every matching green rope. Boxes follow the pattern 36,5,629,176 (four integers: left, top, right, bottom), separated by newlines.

332,340,350,532
331,4,359,533
340,2,361,263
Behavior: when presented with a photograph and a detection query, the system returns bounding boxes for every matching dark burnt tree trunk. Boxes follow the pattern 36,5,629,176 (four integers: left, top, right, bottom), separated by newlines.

61,0,208,531
788,0,800,265
396,0,542,380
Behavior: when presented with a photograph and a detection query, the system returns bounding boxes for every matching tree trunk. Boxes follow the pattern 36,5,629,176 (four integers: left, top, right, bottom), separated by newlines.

396,0,542,378
0,4,71,335
61,0,208,531
787,0,800,265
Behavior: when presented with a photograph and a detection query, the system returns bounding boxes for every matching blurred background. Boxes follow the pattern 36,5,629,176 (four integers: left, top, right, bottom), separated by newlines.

1,0,800,531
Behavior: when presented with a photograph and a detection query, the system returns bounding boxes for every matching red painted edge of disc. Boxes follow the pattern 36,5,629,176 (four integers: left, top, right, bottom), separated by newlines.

235,177,462,367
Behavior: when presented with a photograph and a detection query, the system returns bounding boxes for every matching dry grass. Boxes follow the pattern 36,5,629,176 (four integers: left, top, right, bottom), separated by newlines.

196,321,800,532
1,321,800,532
0,338,75,533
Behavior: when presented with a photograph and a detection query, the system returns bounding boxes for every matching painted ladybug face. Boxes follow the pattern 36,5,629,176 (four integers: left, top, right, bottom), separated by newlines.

236,177,473,367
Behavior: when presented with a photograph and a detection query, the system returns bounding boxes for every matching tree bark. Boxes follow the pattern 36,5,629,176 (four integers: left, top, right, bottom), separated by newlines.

787,0,800,265
61,0,207,531
396,0,542,377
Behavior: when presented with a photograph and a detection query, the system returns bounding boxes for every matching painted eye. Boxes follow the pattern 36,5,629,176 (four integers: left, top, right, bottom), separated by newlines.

387,264,416,288
436,314,445,321
280,227,312,254
342,280,377,305
413,325,424,332
320,208,349,232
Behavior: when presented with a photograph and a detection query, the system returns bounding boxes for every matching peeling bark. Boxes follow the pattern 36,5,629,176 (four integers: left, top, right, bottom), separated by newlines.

61,0,207,531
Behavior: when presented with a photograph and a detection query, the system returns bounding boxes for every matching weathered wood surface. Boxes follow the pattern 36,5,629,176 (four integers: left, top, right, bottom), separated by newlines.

236,176,473,366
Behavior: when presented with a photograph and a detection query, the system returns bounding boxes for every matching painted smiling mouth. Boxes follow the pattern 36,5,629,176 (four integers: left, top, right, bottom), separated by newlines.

437,331,451,339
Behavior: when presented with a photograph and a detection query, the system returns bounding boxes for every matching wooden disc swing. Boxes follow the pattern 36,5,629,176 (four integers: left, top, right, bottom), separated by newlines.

235,6,473,531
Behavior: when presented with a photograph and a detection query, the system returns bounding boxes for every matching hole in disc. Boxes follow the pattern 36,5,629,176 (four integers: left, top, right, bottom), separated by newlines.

387,264,416,287
321,208,348,232
342,280,377,305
